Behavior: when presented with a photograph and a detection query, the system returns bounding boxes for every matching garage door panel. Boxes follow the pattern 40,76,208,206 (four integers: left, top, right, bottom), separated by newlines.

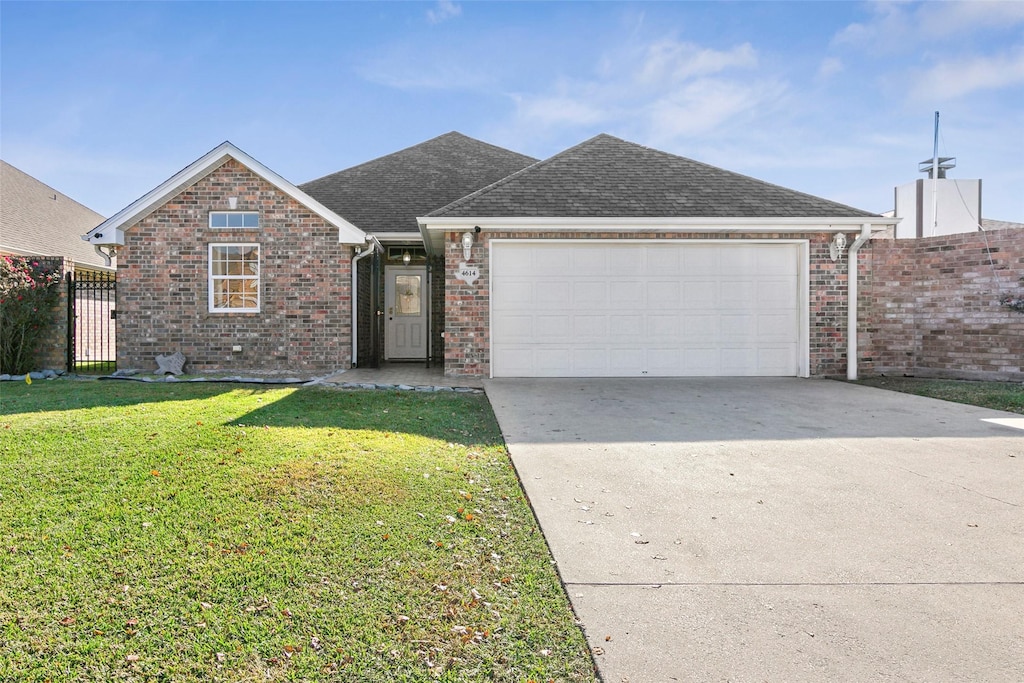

647,314,679,338
610,281,643,304
534,281,570,309
573,281,607,309
494,315,534,339
682,247,720,275
573,314,608,338
494,280,534,307
759,312,798,338
758,278,798,306
609,314,643,336
682,280,718,306
572,247,610,275
647,281,681,307
491,242,801,377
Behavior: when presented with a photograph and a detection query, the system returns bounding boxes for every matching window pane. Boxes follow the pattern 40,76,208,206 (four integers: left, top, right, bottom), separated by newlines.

395,275,421,315
212,280,230,308
243,213,259,228
227,213,243,228
210,213,227,228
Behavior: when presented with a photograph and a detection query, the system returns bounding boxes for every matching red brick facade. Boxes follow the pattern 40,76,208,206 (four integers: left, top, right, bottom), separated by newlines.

116,160,354,375
860,228,1023,381
443,230,853,378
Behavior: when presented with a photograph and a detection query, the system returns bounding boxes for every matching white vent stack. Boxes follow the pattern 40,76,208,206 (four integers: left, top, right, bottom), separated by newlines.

894,112,981,239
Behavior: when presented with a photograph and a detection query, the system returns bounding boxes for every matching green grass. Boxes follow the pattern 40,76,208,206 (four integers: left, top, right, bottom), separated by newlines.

73,361,116,375
0,381,596,682
853,377,1024,414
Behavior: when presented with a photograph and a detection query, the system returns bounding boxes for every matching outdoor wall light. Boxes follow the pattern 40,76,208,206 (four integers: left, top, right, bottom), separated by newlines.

830,232,848,262
402,250,412,265
461,231,474,261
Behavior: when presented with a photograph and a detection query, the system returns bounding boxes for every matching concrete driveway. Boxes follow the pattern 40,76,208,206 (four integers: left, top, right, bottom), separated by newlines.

483,378,1024,682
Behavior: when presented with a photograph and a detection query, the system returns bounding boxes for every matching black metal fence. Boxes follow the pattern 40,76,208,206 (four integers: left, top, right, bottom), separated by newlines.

68,270,116,373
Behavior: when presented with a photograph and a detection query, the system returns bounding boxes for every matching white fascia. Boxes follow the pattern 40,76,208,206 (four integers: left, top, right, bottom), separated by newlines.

417,215,898,254
373,232,424,243
83,141,367,247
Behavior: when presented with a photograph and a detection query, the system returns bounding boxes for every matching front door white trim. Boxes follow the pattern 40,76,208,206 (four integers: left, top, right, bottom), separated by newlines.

488,238,810,378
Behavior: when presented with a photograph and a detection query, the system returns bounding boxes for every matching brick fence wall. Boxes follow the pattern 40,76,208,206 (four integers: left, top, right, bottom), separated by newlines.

859,228,1024,381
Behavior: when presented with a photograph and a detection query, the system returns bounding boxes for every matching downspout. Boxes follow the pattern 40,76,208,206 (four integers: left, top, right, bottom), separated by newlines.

93,246,114,268
847,223,872,380
351,237,377,368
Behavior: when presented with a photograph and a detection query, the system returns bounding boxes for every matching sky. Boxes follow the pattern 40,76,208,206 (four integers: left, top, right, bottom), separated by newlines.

1,1,1022,222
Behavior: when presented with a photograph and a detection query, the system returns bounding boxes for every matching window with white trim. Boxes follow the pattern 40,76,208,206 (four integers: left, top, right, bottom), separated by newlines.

209,211,259,229
209,244,260,312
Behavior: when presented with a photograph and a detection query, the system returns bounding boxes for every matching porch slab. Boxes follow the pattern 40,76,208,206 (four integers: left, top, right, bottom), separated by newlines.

323,363,484,390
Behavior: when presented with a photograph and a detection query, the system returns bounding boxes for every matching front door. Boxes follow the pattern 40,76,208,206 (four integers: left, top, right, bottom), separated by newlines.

384,266,427,359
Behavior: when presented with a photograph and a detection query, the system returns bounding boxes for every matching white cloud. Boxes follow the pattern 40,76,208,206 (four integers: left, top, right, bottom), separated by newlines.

910,48,1024,100
816,57,843,81
426,0,461,25
493,36,771,148
635,40,757,84
833,0,1024,50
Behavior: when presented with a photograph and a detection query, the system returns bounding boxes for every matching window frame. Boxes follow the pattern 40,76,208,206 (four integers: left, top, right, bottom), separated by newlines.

209,211,260,229
208,243,261,313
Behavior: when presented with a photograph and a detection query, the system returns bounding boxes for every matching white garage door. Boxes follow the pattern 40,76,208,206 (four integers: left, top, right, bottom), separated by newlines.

491,241,803,377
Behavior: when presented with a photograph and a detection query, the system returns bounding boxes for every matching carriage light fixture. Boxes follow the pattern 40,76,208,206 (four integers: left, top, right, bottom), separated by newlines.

402,250,412,265
461,231,474,261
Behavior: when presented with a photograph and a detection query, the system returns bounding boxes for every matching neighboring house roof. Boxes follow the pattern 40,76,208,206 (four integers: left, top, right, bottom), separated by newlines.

84,141,366,247
981,218,1024,231
1,160,110,270
428,134,880,220
299,132,537,237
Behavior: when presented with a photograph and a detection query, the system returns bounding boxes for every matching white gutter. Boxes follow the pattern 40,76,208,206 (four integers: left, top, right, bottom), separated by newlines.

350,237,379,367
847,223,872,380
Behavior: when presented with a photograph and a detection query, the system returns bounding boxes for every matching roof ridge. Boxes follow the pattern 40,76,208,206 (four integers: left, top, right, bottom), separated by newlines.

301,132,535,186
427,134,613,217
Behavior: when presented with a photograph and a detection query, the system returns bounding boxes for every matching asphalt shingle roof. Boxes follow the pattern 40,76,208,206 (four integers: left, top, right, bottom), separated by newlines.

1,160,109,268
429,134,879,219
299,132,537,234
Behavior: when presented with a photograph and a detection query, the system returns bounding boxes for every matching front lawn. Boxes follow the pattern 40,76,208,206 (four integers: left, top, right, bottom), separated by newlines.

0,381,596,682
852,377,1024,414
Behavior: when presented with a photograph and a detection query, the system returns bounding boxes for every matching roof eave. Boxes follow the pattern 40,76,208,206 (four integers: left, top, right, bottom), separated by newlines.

83,142,368,246
417,215,899,254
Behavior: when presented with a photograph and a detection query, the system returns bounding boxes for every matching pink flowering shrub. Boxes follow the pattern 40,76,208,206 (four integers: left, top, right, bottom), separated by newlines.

0,255,63,373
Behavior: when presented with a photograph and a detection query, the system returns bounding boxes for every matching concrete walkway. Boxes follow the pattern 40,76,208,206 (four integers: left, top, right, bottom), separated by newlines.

484,378,1024,682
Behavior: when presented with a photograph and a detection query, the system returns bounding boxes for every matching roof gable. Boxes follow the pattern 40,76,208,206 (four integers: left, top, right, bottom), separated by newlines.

299,132,537,235
428,134,879,219
1,161,110,269
84,142,366,246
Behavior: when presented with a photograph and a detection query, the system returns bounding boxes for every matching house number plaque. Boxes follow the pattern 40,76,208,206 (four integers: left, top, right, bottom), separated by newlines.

455,262,480,285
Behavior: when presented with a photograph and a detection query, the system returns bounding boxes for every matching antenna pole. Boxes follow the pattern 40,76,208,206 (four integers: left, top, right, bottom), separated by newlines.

931,111,940,236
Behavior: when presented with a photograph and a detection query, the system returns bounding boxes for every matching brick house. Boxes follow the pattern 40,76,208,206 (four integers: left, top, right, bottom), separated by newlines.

86,133,910,379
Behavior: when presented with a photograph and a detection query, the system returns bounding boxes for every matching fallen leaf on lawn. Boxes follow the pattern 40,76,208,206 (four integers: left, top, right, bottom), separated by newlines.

280,608,293,618
381,533,389,540
59,617,75,626
310,636,322,651
200,601,212,610
195,621,207,628
150,470,159,477
283,644,302,654
215,652,226,662
93,629,104,635
126,618,139,626
539,648,551,656
126,654,140,662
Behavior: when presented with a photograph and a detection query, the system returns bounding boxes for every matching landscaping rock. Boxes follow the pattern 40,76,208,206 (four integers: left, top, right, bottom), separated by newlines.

155,351,186,376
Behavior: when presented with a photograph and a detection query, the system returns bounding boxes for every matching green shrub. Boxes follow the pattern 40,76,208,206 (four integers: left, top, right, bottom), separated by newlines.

0,255,63,373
